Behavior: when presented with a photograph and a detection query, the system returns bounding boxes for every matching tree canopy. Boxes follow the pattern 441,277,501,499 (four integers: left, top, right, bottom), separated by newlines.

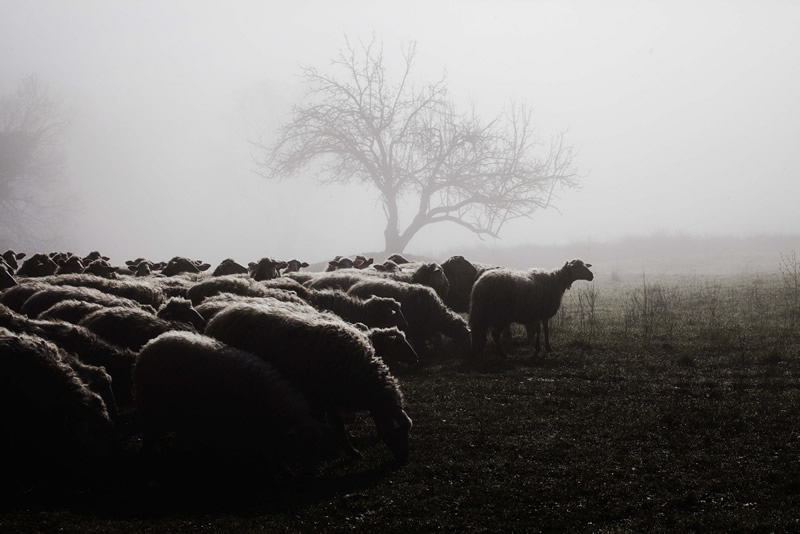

254,37,580,253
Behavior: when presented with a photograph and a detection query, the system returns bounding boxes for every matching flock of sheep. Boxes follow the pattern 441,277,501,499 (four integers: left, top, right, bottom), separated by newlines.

0,248,593,489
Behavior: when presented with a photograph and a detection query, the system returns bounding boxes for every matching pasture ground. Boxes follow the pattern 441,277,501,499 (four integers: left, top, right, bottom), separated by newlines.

2,271,800,533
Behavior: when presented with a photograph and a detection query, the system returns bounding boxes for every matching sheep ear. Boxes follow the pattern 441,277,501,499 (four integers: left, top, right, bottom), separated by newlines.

301,262,309,268
585,263,592,268
17,252,26,260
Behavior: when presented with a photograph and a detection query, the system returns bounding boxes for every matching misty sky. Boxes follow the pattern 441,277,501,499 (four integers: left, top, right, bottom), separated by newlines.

2,1,799,265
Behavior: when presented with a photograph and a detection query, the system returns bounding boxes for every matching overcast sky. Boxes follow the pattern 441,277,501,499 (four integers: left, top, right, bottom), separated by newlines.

2,0,799,265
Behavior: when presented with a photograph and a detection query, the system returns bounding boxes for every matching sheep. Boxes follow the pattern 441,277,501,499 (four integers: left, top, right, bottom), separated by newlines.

260,276,313,299
469,259,594,358
0,303,138,412
205,302,412,463
187,275,305,306
306,289,409,331
249,257,287,281
441,255,481,313
134,331,323,469
386,254,410,265
156,297,207,333
38,273,167,308
38,299,107,324
0,281,53,312
161,256,211,277
212,258,249,277
2,249,26,272
306,271,372,292
20,284,155,319
1,260,17,290
55,255,85,275
16,253,58,277
347,278,471,360
194,293,317,323
387,262,450,300
283,270,323,285
364,326,418,366
79,305,199,351
283,259,310,273
372,259,400,273
0,328,114,484
82,258,119,278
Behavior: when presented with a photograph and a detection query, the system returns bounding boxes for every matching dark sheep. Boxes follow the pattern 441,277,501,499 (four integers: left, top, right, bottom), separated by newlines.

2,249,26,272
0,304,138,413
306,289,409,331
249,257,287,281
134,331,322,467
161,256,211,277
212,258,249,277
16,253,58,277
20,285,155,319
187,275,302,306
1,260,17,290
38,299,107,324
0,281,53,312
0,328,114,484
260,277,313,299
386,254,410,264
365,326,418,367
205,302,412,463
194,293,317,323
348,278,471,359
469,259,594,358
79,305,198,351
82,258,119,279
156,297,207,333
39,273,167,308
56,255,85,275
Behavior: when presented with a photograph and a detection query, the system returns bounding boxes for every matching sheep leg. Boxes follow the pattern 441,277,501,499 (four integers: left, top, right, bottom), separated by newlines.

542,320,552,352
490,327,507,358
327,408,362,459
525,322,542,353
470,325,487,358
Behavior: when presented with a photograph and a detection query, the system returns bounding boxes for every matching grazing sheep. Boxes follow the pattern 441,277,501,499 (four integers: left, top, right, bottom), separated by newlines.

348,278,470,359
161,256,211,277
40,273,167,308
20,285,155,318
249,257,287,281
38,299,107,324
0,281,53,312
187,275,303,306
212,258,249,277
0,328,114,483
365,326,418,366
306,289,409,331
441,255,481,313
205,302,412,462
260,276,313,299
194,293,317,322
469,259,594,358
372,259,400,273
134,331,322,467
79,305,198,351
156,297,207,333
0,304,137,412
16,253,58,277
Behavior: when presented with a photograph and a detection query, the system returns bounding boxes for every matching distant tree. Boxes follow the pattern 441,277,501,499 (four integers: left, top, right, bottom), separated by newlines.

254,37,580,253
0,75,69,247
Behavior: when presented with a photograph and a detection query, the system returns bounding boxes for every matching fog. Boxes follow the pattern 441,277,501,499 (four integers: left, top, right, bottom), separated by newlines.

2,1,799,272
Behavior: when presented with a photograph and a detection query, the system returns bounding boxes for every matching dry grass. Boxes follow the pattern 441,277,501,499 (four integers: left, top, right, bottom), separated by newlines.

2,272,800,533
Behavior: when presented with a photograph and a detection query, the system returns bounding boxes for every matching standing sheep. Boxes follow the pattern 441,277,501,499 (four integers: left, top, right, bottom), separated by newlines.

205,302,412,463
0,328,114,485
347,278,471,359
469,259,594,358
79,304,200,351
212,258,249,277
249,257,287,281
306,289,409,331
134,331,322,469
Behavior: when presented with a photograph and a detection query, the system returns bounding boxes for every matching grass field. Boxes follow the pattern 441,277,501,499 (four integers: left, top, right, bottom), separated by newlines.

3,269,800,533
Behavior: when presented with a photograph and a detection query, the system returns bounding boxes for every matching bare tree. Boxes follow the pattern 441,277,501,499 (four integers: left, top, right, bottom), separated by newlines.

0,75,69,247
254,37,580,253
